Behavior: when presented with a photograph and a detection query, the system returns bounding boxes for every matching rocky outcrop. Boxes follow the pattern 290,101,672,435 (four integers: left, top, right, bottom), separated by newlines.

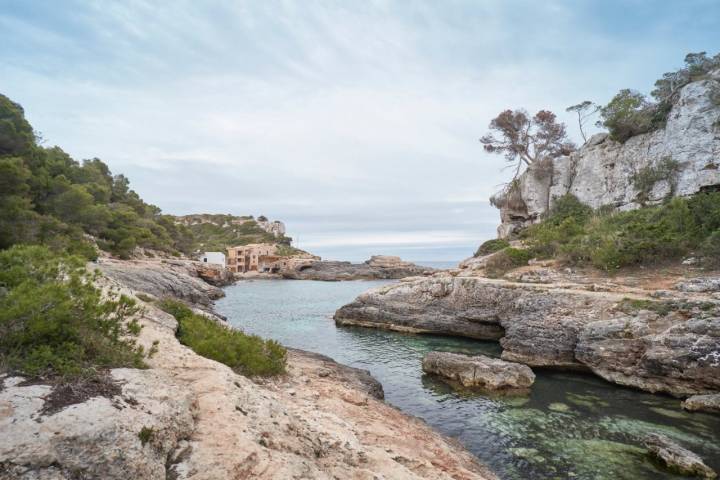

335,271,720,397
281,256,434,281
97,258,224,306
195,263,234,286
0,261,494,480
493,71,720,237
256,218,286,238
643,433,717,479
682,393,720,413
422,351,535,392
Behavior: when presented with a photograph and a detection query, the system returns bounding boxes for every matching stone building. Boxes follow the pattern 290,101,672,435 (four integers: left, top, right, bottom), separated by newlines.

226,244,280,273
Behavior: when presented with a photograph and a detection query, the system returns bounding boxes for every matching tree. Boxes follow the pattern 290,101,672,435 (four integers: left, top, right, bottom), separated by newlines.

597,89,655,143
480,109,575,179
566,101,599,143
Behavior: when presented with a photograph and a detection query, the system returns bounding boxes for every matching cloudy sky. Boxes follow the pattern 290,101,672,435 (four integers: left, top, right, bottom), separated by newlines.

2,1,718,261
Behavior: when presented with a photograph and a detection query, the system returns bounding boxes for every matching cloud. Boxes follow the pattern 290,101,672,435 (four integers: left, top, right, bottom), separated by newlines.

1,0,718,260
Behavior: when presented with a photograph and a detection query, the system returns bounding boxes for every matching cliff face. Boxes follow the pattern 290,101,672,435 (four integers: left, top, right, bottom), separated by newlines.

493,71,720,238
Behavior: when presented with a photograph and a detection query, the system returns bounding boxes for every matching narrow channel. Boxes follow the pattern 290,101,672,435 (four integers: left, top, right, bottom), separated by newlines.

216,279,720,480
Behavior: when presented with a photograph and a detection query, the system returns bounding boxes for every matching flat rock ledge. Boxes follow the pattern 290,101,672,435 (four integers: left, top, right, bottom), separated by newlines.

682,393,720,413
644,433,717,479
422,351,535,393
281,255,435,281
335,274,720,397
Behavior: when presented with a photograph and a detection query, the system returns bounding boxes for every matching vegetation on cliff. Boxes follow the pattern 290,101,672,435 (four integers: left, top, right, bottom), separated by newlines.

177,214,293,252
0,245,146,378
158,298,286,376
521,192,720,271
0,93,195,259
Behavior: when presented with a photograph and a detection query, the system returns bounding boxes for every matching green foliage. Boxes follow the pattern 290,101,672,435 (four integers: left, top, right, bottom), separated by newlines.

631,157,681,204
484,247,532,278
158,299,286,376
0,245,146,378
0,93,195,258
0,95,34,156
598,90,659,142
599,51,719,143
138,427,154,446
474,238,510,257
523,192,720,271
183,215,292,252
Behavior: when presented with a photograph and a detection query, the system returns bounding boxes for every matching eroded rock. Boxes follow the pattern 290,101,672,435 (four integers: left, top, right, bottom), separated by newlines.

644,433,717,479
422,351,535,392
335,274,720,396
682,393,720,413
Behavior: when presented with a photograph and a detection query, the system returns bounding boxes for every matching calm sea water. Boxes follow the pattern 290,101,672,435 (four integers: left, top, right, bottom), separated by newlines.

216,279,720,480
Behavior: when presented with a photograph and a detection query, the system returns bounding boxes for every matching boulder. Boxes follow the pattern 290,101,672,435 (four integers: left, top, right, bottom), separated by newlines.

643,433,717,479
682,393,720,413
422,351,535,392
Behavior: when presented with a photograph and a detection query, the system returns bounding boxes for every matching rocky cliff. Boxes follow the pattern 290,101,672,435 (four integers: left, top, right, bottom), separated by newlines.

1,259,494,480
493,70,720,238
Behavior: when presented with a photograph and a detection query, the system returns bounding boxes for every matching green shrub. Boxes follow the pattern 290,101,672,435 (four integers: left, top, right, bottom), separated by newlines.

138,426,154,445
474,239,510,257
484,247,532,278
522,191,720,271
631,157,681,204
157,299,286,376
0,245,146,378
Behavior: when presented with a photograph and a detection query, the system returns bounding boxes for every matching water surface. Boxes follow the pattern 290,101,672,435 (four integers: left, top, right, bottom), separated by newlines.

216,279,720,480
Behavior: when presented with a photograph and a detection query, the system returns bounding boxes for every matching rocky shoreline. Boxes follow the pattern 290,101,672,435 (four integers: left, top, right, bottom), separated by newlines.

0,258,495,480
279,255,435,281
334,264,720,401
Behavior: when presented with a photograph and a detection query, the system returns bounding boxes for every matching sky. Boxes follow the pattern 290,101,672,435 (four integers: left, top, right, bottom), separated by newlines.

1,1,719,261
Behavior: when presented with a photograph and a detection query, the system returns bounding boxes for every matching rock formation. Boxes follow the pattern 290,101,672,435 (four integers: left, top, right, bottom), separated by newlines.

1,258,495,480
643,433,717,479
281,256,435,281
421,351,535,392
682,393,720,413
492,70,720,238
335,268,720,398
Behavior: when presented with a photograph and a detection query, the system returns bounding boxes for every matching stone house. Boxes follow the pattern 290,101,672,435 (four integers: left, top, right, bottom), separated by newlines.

227,244,279,273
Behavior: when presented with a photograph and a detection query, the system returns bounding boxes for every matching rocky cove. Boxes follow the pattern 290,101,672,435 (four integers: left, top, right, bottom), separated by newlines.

0,258,493,480
219,277,720,479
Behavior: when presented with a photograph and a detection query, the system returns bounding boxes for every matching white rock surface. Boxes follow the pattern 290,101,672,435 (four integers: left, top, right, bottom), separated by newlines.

494,72,720,237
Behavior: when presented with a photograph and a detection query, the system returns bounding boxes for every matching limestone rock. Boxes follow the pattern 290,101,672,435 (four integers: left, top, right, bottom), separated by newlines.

282,257,434,281
493,73,720,237
422,351,535,392
675,276,720,293
97,258,224,306
682,393,720,413
643,433,717,479
195,263,234,287
1,260,495,480
335,274,720,396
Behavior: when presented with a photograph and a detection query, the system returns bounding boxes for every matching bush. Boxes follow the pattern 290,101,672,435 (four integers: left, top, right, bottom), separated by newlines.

523,192,720,271
484,247,532,278
0,245,146,378
474,239,510,257
631,157,681,204
157,299,286,376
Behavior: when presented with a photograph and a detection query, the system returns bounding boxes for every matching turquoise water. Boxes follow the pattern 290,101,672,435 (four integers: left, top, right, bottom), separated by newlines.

216,279,720,480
